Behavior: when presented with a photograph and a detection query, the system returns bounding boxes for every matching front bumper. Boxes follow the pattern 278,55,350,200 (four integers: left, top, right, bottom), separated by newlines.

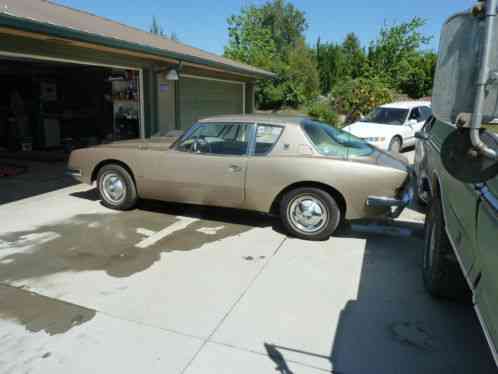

65,168,82,180
366,172,414,218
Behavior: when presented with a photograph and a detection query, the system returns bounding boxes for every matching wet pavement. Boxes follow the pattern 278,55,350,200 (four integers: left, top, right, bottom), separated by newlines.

0,181,496,374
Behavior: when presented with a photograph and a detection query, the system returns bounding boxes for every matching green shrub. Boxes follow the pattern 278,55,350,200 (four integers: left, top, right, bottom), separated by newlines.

307,101,339,125
331,77,394,123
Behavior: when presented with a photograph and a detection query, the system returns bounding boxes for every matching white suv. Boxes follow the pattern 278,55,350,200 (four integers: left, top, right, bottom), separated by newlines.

343,101,432,152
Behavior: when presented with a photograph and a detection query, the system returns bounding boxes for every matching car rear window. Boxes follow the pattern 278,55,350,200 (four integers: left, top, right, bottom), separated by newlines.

302,121,374,157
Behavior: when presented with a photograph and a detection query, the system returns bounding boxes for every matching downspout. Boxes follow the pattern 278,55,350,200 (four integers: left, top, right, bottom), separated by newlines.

470,0,498,159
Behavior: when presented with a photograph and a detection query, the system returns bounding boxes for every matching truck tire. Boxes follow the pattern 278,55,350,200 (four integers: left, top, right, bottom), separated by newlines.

423,196,471,302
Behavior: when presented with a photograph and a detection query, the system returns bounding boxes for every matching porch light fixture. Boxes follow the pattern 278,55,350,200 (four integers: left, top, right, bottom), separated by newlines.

165,69,179,81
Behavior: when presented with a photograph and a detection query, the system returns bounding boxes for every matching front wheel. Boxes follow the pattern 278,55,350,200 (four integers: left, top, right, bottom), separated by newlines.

97,164,138,210
422,196,470,302
388,136,402,153
280,187,341,241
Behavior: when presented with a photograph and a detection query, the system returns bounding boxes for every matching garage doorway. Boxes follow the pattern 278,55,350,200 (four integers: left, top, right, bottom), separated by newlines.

0,56,143,158
0,54,144,204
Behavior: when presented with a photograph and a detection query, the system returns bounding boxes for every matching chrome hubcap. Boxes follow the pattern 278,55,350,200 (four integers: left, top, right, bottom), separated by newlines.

102,173,126,204
288,195,328,233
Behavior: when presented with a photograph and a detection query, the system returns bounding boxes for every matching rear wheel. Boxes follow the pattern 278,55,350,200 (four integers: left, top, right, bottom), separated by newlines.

280,187,341,241
97,164,138,210
388,136,402,153
422,196,471,302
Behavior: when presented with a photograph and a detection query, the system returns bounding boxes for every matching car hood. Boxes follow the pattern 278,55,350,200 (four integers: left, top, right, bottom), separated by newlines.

343,121,401,138
96,137,177,150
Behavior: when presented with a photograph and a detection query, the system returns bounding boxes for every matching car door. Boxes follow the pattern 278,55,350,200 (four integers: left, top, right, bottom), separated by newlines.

404,107,425,147
143,122,252,208
475,153,498,362
429,120,479,270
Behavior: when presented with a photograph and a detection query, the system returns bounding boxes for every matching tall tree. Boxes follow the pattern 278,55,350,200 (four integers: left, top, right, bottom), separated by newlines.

150,16,165,37
259,0,307,54
368,17,432,90
224,0,318,109
149,17,180,42
341,33,367,79
314,39,348,94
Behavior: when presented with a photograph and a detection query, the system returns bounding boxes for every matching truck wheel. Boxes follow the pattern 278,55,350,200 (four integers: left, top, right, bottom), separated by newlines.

422,196,471,302
97,164,138,210
416,176,429,206
280,187,341,241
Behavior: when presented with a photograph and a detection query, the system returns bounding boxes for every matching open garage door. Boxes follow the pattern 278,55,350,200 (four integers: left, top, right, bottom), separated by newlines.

0,52,144,205
0,53,144,158
179,75,245,130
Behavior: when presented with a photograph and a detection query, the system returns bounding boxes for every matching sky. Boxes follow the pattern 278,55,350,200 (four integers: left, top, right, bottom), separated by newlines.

54,0,475,55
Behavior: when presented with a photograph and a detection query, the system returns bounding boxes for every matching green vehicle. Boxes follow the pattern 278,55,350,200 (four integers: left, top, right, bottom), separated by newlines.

415,1,498,366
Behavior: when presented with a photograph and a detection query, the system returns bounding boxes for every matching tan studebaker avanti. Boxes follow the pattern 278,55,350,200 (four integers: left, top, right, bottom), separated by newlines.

67,115,412,240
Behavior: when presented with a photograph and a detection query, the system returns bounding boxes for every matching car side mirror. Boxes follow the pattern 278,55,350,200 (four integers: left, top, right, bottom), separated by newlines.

441,128,498,183
406,119,417,127
415,131,429,141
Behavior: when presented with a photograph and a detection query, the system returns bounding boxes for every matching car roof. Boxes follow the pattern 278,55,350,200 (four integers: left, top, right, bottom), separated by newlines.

198,114,311,126
380,101,432,109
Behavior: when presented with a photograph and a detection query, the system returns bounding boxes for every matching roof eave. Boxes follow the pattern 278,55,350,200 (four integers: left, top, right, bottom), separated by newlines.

0,13,275,79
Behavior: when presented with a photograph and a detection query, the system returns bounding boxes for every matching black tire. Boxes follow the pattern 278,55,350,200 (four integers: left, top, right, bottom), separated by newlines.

415,176,429,207
422,196,471,302
388,136,402,153
280,187,341,241
97,164,138,210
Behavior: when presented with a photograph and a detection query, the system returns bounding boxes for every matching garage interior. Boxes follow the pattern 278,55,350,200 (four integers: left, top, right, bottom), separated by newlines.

0,57,142,161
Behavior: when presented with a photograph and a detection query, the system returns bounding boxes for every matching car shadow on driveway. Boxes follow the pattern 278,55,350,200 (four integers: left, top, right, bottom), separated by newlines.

263,221,496,374
70,187,286,232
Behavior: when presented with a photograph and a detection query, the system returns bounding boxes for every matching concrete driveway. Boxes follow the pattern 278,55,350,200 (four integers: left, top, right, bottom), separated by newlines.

0,164,496,373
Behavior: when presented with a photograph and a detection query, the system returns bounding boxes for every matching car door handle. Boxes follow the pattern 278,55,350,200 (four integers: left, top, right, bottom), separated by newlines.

229,165,243,173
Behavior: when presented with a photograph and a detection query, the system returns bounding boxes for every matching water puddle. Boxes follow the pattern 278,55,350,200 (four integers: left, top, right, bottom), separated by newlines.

0,285,95,335
0,207,258,281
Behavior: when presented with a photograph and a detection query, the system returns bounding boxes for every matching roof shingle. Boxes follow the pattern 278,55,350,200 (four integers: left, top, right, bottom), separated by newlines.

0,0,274,78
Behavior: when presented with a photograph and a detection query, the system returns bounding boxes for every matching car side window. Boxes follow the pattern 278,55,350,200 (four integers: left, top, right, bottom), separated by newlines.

254,124,284,155
176,123,250,156
410,107,421,121
419,106,432,121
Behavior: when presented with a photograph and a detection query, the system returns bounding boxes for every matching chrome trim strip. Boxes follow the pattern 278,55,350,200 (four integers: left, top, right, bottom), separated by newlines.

65,168,82,178
367,196,404,207
475,304,498,367
477,184,498,216
428,138,441,152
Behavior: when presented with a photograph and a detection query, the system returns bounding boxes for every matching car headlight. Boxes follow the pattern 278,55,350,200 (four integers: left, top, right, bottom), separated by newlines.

364,137,386,142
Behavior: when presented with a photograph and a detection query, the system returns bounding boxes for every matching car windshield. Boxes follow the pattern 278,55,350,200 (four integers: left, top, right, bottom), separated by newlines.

364,107,409,125
302,121,374,157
